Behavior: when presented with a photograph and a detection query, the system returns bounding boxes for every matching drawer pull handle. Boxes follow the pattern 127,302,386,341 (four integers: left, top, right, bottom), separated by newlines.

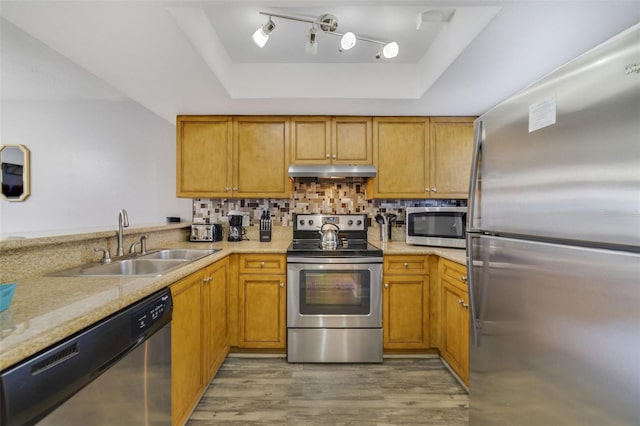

280,282,285,288
461,275,468,282
403,263,408,268
384,283,389,288
260,262,265,267
462,302,469,309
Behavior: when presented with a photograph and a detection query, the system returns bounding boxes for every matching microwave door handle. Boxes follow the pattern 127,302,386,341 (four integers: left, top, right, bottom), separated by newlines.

468,120,484,232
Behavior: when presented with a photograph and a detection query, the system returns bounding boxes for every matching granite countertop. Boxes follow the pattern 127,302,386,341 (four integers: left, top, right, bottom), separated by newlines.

0,239,464,371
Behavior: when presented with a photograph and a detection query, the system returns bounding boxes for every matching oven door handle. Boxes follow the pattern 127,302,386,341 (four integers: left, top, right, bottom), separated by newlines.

287,257,383,264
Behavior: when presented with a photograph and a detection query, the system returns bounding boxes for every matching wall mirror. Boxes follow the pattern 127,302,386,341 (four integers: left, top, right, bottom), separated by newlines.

1,144,31,202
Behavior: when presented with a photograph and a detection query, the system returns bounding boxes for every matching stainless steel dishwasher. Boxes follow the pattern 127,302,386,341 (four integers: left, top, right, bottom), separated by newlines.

0,288,172,426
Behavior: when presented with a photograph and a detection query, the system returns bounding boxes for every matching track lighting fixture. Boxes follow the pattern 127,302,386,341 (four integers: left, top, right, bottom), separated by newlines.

252,11,399,59
252,18,275,48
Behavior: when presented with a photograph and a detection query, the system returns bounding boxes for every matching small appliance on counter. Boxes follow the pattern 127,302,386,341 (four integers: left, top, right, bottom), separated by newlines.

227,210,249,242
190,224,223,242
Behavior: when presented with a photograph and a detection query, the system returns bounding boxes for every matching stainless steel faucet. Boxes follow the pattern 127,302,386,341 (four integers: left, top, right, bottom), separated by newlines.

116,209,129,256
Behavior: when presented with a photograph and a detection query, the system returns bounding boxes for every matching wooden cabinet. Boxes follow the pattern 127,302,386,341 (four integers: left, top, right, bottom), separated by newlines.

170,270,205,426
233,116,290,198
369,117,430,199
202,257,229,381
290,116,372,164
176,115,290,198
430,117,475,198
368,116,474,199
383,255,431,349
171,257,230,426
176,116,232,198
237,254,286,349
440,258,470,384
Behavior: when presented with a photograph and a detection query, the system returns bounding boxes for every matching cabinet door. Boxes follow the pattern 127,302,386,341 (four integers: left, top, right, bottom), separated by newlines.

203,258,229,382
331,116,372,164
370,117,430,198
238,274,286,348
441,278,470,384
176,116,232,198
430,117,475,198
233,116,290,198
290,116,331,164
383,275,430,349
171,272,204,426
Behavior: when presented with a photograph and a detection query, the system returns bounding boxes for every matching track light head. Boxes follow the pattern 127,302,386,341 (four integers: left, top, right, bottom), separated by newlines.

252,18,275,48
339,32,357,52
305,26,318,56
377,41,399,59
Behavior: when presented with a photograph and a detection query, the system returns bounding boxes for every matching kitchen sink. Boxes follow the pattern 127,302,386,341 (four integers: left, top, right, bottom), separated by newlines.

138,248,219,261
78,259,187,276
47,248,220,277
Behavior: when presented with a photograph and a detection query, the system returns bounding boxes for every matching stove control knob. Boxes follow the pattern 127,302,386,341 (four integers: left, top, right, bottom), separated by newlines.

356,220,362,226
300,220,305,226
347,220,353,226
308,220,314,226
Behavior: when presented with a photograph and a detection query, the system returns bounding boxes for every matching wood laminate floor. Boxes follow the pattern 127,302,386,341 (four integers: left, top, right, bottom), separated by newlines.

188,356,469,425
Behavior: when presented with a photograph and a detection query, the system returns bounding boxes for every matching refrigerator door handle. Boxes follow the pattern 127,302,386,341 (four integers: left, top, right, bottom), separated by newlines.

467,120,484,231
466,233,481,347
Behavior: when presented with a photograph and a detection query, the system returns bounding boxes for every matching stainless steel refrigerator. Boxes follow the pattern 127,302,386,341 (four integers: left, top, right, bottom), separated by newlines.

466,23,640,425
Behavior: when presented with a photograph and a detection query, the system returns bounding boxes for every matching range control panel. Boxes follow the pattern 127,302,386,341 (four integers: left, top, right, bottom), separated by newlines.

294,214,367,232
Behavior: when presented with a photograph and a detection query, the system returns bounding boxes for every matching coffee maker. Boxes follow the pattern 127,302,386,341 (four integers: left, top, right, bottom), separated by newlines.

228,214,244,242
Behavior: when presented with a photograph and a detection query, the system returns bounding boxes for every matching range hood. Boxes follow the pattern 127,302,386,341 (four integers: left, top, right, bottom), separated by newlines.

288,164,376,180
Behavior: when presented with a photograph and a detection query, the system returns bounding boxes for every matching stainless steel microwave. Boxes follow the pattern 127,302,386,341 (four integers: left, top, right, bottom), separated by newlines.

405,207,467,248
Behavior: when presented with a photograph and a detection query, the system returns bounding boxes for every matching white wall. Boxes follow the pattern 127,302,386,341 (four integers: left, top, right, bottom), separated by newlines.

0,22,191,236
0,100,191,235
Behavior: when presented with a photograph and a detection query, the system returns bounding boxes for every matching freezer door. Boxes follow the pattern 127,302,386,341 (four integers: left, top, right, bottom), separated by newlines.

471,24,640,247
468,235,640,426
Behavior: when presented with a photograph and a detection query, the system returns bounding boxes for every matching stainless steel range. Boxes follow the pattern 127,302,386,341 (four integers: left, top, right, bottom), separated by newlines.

287,213,383,363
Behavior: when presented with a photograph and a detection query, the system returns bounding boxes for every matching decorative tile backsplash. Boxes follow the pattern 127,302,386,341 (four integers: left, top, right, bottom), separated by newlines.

192,182,461,228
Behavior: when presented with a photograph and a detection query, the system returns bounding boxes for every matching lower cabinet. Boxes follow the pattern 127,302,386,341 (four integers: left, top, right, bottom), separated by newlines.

440,258,470,384
171,257,229,426
383,255,431,349
238,254,287,349
203,257,230,381
171,270,205,426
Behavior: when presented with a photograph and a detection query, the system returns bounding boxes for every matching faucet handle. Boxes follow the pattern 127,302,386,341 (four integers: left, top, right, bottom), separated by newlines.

140,234,148,255
129,241,140,254
94,248,111,264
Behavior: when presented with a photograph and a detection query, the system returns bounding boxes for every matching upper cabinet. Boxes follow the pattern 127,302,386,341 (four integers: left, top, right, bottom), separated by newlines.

176,115,290,198
429,117,475,199
369,117,431,199
290,116,372,165
176,116,233,198
233,116,290,198
368,116,474,199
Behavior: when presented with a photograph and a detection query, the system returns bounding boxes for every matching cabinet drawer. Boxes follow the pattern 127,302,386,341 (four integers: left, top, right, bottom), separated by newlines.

239,254,286,274
384,255,429,275
440,259,468,286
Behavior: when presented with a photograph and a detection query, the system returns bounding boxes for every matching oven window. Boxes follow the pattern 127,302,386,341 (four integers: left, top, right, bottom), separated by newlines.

410,212,466,238
299,270,371,315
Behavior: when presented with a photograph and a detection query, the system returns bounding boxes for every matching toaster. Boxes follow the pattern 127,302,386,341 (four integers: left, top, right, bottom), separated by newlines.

190,224,223,242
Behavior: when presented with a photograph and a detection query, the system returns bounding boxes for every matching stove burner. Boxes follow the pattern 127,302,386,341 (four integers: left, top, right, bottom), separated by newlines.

288,213,381,258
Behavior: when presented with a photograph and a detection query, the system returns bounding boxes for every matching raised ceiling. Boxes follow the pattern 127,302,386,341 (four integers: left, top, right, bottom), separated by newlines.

1,1,639,122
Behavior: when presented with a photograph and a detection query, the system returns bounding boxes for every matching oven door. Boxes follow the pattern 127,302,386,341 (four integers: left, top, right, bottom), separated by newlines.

287,257,382,329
